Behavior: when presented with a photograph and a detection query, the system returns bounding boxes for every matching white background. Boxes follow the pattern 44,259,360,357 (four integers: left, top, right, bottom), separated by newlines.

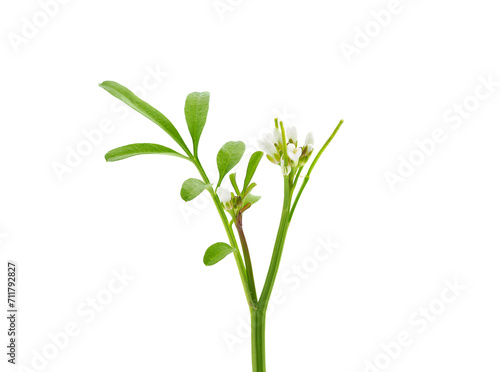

1,0,499,371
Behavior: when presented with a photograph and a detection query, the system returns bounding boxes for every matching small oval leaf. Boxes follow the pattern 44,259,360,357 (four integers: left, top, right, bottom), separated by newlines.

244,194,261,206
185,91,210,155
243,151,263,191
181,178,211,201
105,143,190,162
216,141,245,187
203,242,236,266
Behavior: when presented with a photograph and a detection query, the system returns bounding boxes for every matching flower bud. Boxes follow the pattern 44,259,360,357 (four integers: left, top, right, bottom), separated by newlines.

298,153,311,166
235,195,243,208
305,132,314,146
303,144,314,156
281,161,291,176
272,127,282,147
266,154,279,164
217,187,233,210
287,126,298,145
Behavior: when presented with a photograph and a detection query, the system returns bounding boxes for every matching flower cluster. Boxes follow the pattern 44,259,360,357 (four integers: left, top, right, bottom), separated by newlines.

258,120,314,175
216,185,259,213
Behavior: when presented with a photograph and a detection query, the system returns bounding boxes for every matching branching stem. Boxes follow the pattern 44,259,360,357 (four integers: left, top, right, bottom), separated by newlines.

235,213,258,307
192,157,256,310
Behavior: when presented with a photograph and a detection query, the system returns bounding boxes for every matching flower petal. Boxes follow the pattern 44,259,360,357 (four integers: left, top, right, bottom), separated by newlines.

287,126,298,144
258,136,277,156
287,143,301,163
272,127,282,145
216,187,232,203
305,132,314,146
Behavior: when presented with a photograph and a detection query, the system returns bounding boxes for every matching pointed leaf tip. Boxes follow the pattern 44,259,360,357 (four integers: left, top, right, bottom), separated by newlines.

185,91,210,155
105,143,190,162
99,81,190,154
243,151,263,191
216,141,245,187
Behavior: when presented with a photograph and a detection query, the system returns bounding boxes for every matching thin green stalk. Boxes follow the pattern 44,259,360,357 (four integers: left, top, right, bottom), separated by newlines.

291,166,303,193
280,121,288,167
259,175,292,311
192,157,256,310
289,119,344,221
235,213,258,308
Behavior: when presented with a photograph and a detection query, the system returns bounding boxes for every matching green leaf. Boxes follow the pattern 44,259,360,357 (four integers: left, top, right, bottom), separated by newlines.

243,182,257,196
243,151,263,191
105,143,190,162
184,91,210,156
216,141,245,188
244,194,261,205
229,173,240,195
180,178,211,201
203,242,236,266
99,81,190,154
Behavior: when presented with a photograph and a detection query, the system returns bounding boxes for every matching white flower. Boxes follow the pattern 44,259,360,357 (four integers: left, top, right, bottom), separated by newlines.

287,143,301,165
287,126,298,144
305,132,314,146
217,187,232,203
258,136,277,157
261,123,314,171
272,127,282,145
304,132,314,155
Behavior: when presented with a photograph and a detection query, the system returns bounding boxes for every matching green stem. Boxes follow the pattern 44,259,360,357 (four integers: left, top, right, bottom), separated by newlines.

235,212,258,307
289,174,309,222
289,119,344,221
249,176,291,372
192,119,343,371
192,157,256,310
251,308,266,372
259,176,292,311
291,166,303,193
280,121,288,167
251,120,344,370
